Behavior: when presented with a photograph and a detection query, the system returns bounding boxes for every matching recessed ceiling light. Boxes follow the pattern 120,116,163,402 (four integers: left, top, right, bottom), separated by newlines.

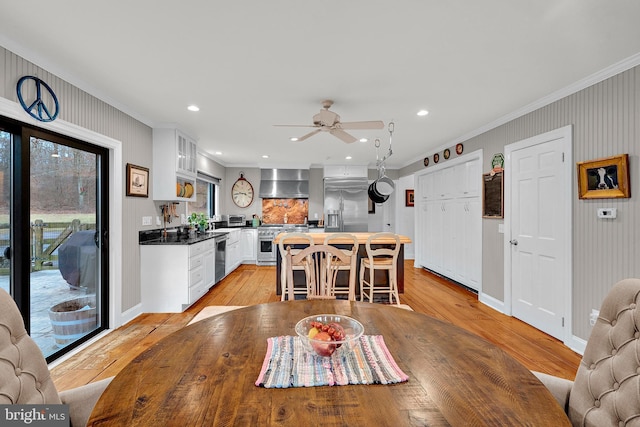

214,151,222,155
345,156,352,160
417,109,429,116
290,137,299,142
262,155,269,158
359,138,368,143
187,105,200,112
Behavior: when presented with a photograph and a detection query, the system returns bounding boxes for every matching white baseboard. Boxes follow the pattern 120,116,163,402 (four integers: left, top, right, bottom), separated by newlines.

118,303,143,328
566,335,586,356
480,291,585,357
479,292,505,313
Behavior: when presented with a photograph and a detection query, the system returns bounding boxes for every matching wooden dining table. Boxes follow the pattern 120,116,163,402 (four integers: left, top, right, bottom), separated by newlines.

88,300,570,426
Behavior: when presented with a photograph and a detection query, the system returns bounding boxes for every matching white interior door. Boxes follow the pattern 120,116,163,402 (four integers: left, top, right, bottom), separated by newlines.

505,126,572,341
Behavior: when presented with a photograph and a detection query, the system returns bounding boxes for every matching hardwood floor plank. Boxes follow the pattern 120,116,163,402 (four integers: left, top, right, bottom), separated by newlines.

50,262,581,391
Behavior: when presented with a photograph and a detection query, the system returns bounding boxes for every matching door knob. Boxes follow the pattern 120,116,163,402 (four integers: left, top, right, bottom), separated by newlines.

509,239,518,246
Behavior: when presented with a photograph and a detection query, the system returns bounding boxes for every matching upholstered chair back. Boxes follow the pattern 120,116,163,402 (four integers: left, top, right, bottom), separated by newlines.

0,288,62,405
568,278,640,426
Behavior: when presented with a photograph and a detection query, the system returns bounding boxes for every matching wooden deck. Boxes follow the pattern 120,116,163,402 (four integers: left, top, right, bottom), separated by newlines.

49,262,581,392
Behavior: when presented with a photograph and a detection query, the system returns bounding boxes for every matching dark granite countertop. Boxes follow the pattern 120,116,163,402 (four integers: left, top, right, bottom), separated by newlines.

139,228,228,245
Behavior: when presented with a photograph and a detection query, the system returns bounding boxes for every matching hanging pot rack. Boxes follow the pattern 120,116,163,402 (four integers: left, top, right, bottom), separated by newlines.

369,122,396,202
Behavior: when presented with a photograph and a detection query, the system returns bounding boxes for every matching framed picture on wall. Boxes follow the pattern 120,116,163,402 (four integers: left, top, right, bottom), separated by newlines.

405,189,414,207
577,154,630,199
482,172,503,218
126,163,149,197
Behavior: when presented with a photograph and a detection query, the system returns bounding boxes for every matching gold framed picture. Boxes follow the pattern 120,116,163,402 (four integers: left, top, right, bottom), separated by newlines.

126,163,149,197
577,154,630,199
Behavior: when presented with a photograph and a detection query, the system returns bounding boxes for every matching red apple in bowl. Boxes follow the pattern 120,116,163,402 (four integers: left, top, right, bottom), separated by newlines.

311,331,336,357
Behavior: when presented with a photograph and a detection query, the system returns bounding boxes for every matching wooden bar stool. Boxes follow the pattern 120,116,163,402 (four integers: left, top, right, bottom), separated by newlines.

359,232,401,305
278,233,314,301
286,244,356,300
323,234,359,301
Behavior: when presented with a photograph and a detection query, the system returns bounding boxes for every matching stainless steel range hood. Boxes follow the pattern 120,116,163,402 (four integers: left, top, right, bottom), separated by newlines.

259,169,309,198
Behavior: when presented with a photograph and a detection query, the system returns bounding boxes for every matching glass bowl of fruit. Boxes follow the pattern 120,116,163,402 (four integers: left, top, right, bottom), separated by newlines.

295,314,364,357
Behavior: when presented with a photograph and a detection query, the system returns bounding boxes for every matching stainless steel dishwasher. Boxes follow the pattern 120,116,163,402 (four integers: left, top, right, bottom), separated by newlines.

214,233,228,284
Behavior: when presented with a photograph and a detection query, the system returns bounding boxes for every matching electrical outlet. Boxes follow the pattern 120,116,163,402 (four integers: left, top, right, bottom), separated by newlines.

142,216,152,226
589,309,599,326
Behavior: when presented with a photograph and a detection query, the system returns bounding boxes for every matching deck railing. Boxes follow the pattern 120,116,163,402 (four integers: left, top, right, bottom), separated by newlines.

0,219,95,272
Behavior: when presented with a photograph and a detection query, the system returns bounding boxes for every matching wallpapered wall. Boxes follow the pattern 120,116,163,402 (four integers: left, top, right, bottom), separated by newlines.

401,64,640,341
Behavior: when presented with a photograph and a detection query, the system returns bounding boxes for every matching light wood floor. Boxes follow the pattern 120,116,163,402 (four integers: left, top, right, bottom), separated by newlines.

50,262,582,391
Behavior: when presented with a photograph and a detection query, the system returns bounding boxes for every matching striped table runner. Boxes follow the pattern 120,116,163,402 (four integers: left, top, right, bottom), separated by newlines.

255,335,409,388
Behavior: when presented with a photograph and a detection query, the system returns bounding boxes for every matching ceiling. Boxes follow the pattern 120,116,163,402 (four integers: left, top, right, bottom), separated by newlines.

1,1,640,169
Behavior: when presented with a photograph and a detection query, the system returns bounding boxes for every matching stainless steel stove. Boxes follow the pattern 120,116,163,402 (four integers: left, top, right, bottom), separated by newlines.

256,224,309,265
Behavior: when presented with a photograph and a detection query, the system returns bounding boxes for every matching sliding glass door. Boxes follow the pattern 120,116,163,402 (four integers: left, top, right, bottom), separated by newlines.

0,118,109,361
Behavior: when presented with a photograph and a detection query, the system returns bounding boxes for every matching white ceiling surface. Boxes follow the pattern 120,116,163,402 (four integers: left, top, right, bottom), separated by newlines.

1,1,640,169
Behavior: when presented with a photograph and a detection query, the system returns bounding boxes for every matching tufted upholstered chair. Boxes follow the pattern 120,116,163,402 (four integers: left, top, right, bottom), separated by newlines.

533,278,640,427
0,288,112,426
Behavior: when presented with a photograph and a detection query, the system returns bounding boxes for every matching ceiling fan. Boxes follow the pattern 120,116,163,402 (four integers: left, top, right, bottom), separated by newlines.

274,100,384,143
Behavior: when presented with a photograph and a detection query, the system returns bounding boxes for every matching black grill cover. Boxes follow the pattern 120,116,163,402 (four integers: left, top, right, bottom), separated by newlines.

58,230,98,291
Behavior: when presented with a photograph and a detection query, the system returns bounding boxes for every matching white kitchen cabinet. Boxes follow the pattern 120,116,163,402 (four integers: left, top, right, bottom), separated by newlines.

241,229,257,264
152,127,198,201
454,158,481,198
203,238,216,288
324,165,368,178
414,151,482,291
222,229,242,275
141,238,215,313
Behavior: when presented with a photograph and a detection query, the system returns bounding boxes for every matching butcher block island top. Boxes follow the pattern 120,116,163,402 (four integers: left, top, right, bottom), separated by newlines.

273,232,412,244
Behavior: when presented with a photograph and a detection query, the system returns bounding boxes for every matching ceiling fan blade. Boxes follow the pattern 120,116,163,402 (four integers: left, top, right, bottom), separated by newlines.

337,120,385,130
296,129,322,141
273,124,319,128
329,129,357,143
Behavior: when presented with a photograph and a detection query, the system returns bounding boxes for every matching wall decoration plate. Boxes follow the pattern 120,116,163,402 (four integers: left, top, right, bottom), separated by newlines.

456,143,464,155
433,153,439,164
423,157,429,167
443,148,450,160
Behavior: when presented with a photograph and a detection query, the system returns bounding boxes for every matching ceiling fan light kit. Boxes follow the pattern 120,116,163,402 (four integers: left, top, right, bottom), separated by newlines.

274,100,384,144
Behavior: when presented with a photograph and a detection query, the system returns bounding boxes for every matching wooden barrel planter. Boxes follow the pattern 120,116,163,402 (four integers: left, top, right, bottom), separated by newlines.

48,295,97,347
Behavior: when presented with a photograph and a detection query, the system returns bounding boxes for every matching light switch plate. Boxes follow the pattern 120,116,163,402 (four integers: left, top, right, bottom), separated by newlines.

142,216,152,226
498,223,504,234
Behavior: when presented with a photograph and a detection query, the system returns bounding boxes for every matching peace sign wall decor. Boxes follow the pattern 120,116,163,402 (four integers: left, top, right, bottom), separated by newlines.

16,76,60,122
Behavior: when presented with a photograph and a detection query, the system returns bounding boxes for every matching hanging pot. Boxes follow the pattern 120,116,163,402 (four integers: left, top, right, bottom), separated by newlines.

368,182,389,204
373,175,395,196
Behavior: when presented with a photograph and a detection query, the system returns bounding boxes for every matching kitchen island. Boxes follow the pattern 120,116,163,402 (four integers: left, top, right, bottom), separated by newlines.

273,232,412,297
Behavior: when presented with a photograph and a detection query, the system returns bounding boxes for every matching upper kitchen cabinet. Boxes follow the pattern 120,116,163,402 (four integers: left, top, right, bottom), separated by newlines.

152,127,198,201
324,165,368,178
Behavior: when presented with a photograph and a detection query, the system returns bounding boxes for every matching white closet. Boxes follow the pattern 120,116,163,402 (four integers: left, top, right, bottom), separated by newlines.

415,150,482,291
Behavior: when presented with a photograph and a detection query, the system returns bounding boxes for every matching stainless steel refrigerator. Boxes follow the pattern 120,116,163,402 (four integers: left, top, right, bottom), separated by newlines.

324,177,368,232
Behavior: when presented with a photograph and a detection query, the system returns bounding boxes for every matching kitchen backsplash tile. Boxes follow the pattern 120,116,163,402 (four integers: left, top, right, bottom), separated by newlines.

262,199,308,224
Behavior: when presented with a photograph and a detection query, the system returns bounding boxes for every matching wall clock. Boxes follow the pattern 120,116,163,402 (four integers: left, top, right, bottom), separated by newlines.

231,173,254,208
